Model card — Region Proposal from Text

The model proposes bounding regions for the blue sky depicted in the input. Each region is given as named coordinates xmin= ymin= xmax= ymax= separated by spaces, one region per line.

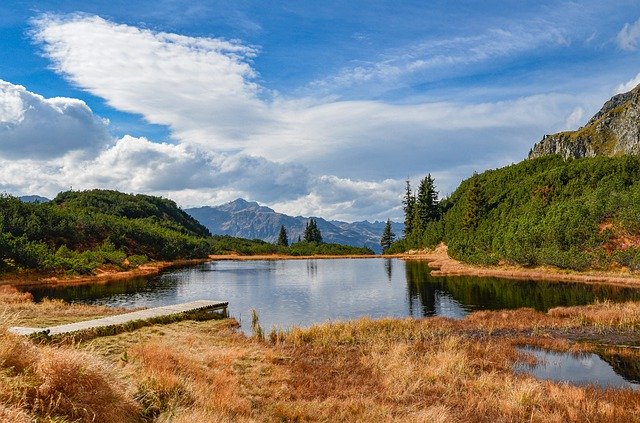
xmin=1 ymin=1 xmax=640 ymax=221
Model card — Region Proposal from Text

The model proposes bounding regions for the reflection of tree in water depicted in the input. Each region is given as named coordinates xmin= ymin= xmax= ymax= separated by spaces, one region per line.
xmin=598 ymin=350 xmax=640 ymax=383
xmin=384 ymin=259 xmax=393 ymax=281
xmin=25 ymin=277 xmax=153 ymax=302
xmin=405 ymin=261 xmax=437 ymax=317
xmin=404 ymin=260 xmax=640 ymax=316
xmin=306 ymin=260 xmax=318 ymax=278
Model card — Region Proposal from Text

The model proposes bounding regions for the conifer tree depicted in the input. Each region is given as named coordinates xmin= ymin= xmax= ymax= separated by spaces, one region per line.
xmin=402 ymin=179 xmax=415 ymax=236
xmin=276 ymin=224 xmax=289 ymax=246
xmin=303 ymin=218 xmax=323 ymax=243
xmin=380 ymin=219 xmax=396 ymax=253
xmin=414 ymin=174 xmax=439 ymax=234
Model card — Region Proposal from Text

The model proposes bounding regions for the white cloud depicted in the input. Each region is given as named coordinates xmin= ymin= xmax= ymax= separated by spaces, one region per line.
xmin=309 ymin=25 xmax=571 ymax=93
xmin=0 ymin=80 xmax=111 ymax=159
xmin=617 ymin=18 xmax=640 ymax=51
xmin=615 ymin=72 xmax=640 ymax=94
xmin=564 ymin=107 xmax=585 ymax=130
xmin=0 ymin=135 xmax=309 ymax=206
xmin=32 ymin=14 xmax=271 ymax=152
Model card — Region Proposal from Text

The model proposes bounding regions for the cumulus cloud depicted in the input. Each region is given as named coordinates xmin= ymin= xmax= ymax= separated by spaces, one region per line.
xmin=617 ymin=18 xmax=640 ymax=51
xmin=0 ymin=80 xmax=110 ymax=159
xmin=32 ymin=14 xmax=271 ymax=152
xmin=0 ymin=135 xmax=309 ymax=205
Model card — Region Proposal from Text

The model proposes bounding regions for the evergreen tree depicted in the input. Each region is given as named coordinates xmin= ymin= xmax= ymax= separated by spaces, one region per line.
xmin=276 ymin=224 xmax=289 ymax=246
xmin=380 ymin=219 xmax=396 ymax=253
xmin=303 ymin=218 xmax=323 ymax=243
xmin=402 ymin=179 xmax=415 ymax=236
xmin=414 ymin=174 xmax=439 ymax=234
xmin=462 ymin=173 xmax=485 ymax=230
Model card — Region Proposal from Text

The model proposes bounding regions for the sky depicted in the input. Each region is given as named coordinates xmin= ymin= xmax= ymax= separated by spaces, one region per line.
xmin=1 ymin=1 xmax=640 ymax=222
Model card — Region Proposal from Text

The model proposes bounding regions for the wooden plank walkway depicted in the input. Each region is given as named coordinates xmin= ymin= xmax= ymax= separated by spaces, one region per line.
xmin=9 ymin=300 xmax=228 ymax=337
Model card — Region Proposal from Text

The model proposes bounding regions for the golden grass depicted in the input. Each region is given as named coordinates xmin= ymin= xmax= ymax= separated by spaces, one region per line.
xmin=0 ymin=285 xmax=127 ymax=327
xmin=2 ymin=284 xmax=640 ymax=421
xmin=549 ymin=300 xmax=640 ymax=328
xmin=0 ymin=326 xmax=139 ymax=422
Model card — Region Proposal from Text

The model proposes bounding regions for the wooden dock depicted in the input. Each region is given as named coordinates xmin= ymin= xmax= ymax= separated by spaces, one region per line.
xmin=9 ymin=300 xmax=228 ymax=337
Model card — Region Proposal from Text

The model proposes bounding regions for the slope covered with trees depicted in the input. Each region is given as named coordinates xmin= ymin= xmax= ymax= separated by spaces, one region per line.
xmin=390 ymin=155 xmax=640 ymax=271
xmin=1 ymin=189 xmax=374 ymax=276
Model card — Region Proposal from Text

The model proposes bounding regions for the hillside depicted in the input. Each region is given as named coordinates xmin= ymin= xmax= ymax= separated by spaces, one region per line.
xmin=529 ymin=84 xmax=640 ymax=158
xmin=394 ymin=155 xmax=640 ymax=270
xmin=186 ymin=199 xmax=403 ymax=253
xmin=0 ymin=190 xmax=213 ymax=274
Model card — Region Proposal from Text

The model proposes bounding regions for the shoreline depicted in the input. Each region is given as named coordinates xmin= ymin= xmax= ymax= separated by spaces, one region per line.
xmin=0 ymin=254 xmax=380 ymax=288
xmin=401 ymin=244 xmax=640 ymax=289
xmin=207 ymin=253 xmax=378 ymax=261
xmin=0 ymin=258 xmax=210 ymax=288
xmin=7 ymin=246 xmax=640 ymax=289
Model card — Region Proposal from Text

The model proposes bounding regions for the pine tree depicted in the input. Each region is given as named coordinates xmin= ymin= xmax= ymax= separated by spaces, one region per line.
xmin=380 ymin=219 xmax=396 ymax=253
xmin=304 ymin=218 xmax=323 ymax=243
xmin=276 ymin=225 xmax=289 ymax=246
xmin=402 ymin=179 xmax=415 ymax=236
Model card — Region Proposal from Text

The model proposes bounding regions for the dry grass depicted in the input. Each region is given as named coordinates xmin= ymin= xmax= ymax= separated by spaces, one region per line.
xmin=0 ymin=285 xmax=127 ymax=327
xmin=0 ymin=323 xmax=139 ymax=422
xmin=549 ymin=300 xmax=640 ymax=328
xmin=2 ymin=284 xmax=640 ymax=422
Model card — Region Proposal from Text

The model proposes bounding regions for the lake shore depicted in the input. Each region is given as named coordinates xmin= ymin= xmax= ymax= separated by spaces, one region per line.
xmin=397 ymin=244 xmax=640 ymax=288
xmin=0 ymin=258 xmax=211 ymax=288
xmin=0 ymin=254 xmax=380 ymax=288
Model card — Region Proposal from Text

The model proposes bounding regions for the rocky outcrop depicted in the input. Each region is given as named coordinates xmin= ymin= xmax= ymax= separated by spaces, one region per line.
xmin=529 ymin=84 xmax=640 ymax=159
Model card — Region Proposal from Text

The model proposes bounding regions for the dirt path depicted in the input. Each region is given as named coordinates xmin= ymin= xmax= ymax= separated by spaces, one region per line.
xmin=398 ymin=244 xmax=640 ymax=288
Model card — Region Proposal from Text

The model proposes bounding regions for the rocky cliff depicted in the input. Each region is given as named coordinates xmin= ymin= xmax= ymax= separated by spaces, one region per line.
xmin=529 ymin=84 xmax=640 ymax=159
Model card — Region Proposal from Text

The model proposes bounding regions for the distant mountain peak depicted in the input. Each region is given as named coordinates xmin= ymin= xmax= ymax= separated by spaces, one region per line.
xmin=185 ymin=199 xmax=403 ymax=254
xmin=19 ymin=195 xmax=50 ymax=203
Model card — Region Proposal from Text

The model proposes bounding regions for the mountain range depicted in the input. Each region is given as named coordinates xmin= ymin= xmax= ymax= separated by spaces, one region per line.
xmin=185 ymin=199 xmax=403 ymax=254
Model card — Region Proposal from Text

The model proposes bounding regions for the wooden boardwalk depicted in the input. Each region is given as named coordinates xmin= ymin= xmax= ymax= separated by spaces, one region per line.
xmin=9 ymin=300 xmax=228 ymax=337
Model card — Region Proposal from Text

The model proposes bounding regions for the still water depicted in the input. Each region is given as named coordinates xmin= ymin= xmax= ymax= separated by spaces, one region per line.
xmin=24 ymin=258 xmax=640 ymax=335
xmin=515 ymin=347 xmax=640 ymax=390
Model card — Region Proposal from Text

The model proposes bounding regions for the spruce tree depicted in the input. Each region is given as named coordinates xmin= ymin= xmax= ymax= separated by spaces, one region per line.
xmin=415 ymin=174 xmax=439 ymax=232
xmin=380 ymin=219 xmax=396 ymax=253
xmin=304 ymin=218 xmax=323 ymax=243
xmin=276 ymin=225 xmax=289 ymax=246
xmin=402 ymin=179 xmax=415 ymax=236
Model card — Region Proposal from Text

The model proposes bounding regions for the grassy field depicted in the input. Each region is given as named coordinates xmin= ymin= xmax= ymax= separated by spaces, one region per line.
xmin=1 ymin=285 xmax=640 ymax=422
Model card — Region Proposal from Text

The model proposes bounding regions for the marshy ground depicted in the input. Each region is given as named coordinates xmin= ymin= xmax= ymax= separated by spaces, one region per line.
xmin=1 ymin=285 xmax=640 ymax=422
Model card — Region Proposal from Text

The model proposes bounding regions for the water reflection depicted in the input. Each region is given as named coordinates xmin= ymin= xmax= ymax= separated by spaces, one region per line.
xmin=23 ymin=259 xmax=640 ymax=334
xmin=515 ymin=347 xmax=640 ymax=390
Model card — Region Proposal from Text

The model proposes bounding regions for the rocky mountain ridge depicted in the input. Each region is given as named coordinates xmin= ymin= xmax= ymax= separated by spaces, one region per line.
xmin=186 ymin=199 xmax=403 ymax=254
xmin=529 ymin=84 xmax=640 ymax=159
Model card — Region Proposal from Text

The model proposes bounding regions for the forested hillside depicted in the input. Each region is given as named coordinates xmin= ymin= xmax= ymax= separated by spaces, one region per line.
xmin=0 ymin=189 xmax=374 ymax=275
xmin=392 ymin=155 xmax=640 ymax=271
xmin=0 ymin=190 xmax=213 ymax=274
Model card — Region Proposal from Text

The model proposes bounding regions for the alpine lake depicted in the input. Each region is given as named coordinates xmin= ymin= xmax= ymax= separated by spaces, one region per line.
xmin=21 ymin=258 xmax=640 ymax=389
